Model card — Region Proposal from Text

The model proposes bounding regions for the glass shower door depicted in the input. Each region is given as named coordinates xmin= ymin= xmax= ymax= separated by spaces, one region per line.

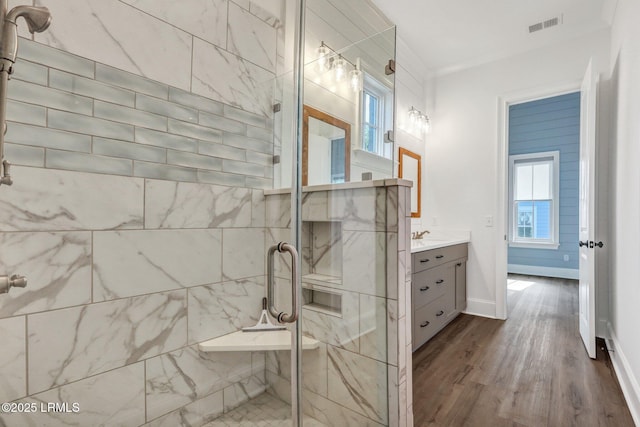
xmin=263 ymin=5 xmax=398 ymax=422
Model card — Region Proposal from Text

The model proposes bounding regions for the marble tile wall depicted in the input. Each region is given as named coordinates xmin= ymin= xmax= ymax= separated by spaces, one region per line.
xmin=263 ymin=182 xmax=412 ymax=427
xmin=0 ymin=1 xmax=284 ymax=425
xmin=0 ymin=316 xmax=26 ymax=403
xmin=9 ymin=0 xmax=283 ymax=190
xmin=2 ymin=364 xmax=147 ymax=427
xmin=0 ymin=165 xmax=270 ymax=426
xmin=303 ymin=221 xmax=343 ymax=277
xmin=145 ymin=347 xmax=253 ymax=420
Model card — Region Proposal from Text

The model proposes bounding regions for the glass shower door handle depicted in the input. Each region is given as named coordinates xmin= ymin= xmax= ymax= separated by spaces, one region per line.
xmin=267 ymin=242 xmax=299 ymax=323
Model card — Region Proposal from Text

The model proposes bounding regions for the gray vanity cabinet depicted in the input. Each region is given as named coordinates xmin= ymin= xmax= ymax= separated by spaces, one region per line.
xmin=412 ymin=243 xmax=468 ymax=351
xmin=455 ymin=260 xmax=467 ymax=312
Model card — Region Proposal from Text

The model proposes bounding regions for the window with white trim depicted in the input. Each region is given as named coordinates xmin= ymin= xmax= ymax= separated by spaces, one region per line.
xmin=361 ymin=74 xmax=392 ymax=159
xmin=509 ymin=151 xmax=560 ymax=248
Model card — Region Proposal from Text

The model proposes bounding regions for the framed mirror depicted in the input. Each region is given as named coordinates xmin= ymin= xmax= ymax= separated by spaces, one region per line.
xmin=303 ymin=105 xmax=351 ymax=186
xmin=398 ymin=147 xmax=421 ymax=218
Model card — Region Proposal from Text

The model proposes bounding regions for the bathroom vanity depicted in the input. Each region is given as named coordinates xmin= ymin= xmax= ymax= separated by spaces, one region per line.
xmin=411 ymin=239 xmax=469 ymax=351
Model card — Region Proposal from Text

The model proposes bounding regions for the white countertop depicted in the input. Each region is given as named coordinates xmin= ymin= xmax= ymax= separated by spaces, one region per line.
xmin=410 ymin=237 xmax=470 ymax=252
xmin=409 ymin=230 xmax=471 ymax=253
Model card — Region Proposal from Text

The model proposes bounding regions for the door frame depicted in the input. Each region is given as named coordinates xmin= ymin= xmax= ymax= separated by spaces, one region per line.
xmin=495 ymin=80 xmax=582 ymax=319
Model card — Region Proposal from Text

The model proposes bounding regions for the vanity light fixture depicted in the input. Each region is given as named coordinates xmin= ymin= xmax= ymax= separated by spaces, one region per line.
xmin=349 ymin=58 xmax=363 ymax=92
xmin=316 ymin=43 xmax=329 ymax=73
xmin=408 ymin=106 xmax=430 ymax=135
xmin=408 ymin=106 xmax=419 ymax=125
xmin=315 ymin=41 xmax=362 ymax=93
xmin=420 ymin=113 xmax=430 ymax=133
xmin=349 ymin=68 xmax=362 ymax=92
xmin=334 ymin=55 xmax=346 ymax=81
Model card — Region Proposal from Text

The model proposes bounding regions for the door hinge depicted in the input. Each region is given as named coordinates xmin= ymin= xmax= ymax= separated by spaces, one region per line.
xmin=385 ymin=59 xmax=396 ymax=75
xmin=385 ymin=130 xmax=394 ymax=142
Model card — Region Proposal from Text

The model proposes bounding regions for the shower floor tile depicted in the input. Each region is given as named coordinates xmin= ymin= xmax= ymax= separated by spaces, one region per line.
xmin=204 ymin=392 xmax=325 ymax=427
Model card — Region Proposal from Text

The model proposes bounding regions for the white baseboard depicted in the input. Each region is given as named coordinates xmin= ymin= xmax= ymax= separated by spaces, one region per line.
xmin=463 ymin=298 xmax=497 ymax=319
xmin=507 ymin=264 xmax=579 ymax=280
xmin=606 ymin=323 xmax=640 ymax=426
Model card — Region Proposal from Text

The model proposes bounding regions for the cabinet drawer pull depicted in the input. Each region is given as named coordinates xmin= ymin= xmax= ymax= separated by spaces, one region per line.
xmin=436 ymin=310 xmax=444 ymax=317
xmin=420 ymin=321 xmax=430 ymax=328
xmin=420 ymin=286 xmax=430 ymax=292
xmin=456 ymin=262 xmax=462 ymax=267
xmin=436 ymin=279 xmax=444 ymax=284
xmin=420 ymin=258 xmax=430 ymax=263
xmin=435 ymin=255 xmax=444 ymax=259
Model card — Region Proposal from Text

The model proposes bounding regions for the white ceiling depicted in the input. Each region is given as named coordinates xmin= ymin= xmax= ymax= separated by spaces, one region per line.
xmin=372 ymin=0 xmax=616 ymax=75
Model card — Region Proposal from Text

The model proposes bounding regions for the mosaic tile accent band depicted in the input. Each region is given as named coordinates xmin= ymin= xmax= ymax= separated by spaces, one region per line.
xmin=6 ymin=35 xmax=276 ymax=189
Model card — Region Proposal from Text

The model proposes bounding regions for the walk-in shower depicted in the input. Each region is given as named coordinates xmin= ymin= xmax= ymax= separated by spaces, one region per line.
xmin=0 ymin=0 xmax=412 ymax=425
xmin=0 ymin=0 xmax=51 ymax=186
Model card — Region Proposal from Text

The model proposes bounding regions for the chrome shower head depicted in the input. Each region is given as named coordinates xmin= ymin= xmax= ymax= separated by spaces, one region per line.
xmin=6 ymin=6 xmax=51 ymax=33
xmin=1 ymin=5 xmax=51 ymax=65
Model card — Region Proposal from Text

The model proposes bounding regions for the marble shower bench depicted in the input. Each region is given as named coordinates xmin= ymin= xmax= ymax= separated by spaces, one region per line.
xmin=198 ymin=330 xmax=320 ymax=352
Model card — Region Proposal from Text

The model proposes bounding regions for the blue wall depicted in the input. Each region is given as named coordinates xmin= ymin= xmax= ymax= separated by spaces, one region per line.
xmin=508 ymin=92 xmax=580 ymax=271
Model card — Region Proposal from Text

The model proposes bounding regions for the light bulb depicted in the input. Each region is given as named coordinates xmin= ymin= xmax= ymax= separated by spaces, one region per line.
xmin=334 ymin=56 xmax=346 ymax=82
xmin=423 ymin=116 xmax=431 ymax=133
xmin=418 ymin=114 xmax=426 ymax=132
xmin=408 ymin=107 xmax=419 ymax=125
xmin=316 ymin=44 xmax=329 ymax=73
xmin=349 ymin=69 xmax=362 ymax=92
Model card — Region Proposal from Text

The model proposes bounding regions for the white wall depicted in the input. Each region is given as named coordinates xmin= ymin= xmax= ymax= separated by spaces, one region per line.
xmin=394 ymin=34 xmax=430 ymax=227
xmin=424 ymin=29 xmax=610 ymax=318
xmin=606 ymin=0 xmax=640 ymax=422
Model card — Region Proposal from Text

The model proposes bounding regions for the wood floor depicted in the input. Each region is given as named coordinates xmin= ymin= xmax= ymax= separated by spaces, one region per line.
xmin=412 ymin=275 xmax=635 ymax=427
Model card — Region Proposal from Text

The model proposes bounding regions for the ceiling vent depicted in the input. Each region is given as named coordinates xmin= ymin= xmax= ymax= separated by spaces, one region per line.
xmin=529 ymin=14 xmax=563 ymax=33
xmin=529 ymin=22 xmax=543 ymax=33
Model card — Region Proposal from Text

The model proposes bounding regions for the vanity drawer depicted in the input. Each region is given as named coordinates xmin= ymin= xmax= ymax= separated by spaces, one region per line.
xmin=412 ymin=263 xmax=454 ymax=309
xmin=412 ymin=243 xmax=468 ymax=273
xmin=413 ymin=296 xmax=448 ymax=348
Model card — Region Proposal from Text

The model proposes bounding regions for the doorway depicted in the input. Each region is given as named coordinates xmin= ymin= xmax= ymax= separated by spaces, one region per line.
xmin=496 ymin=74 xmax=599 ymax=360
xmin=506 ymin=92 xmax=581 ymax=280
xmin=495 ymin=83 xmax=582 ymax=321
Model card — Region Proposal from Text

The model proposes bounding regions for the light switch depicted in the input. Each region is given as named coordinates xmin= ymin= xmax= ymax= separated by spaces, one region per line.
xmin=484 ymin=215 xmax=493 ymax=227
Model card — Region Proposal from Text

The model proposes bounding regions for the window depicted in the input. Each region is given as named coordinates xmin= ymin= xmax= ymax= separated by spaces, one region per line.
xmin=361 ymin=74 xmax=392 ymax=158
xmin=509 ymin=151 xmax=560 ymax=248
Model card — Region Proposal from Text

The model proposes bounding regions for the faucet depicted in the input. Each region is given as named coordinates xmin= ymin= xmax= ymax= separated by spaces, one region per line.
xmin=411 ymin=230 xmax=430 ymax=240
xmin=0 ymin=274 xmax=27 ymax=293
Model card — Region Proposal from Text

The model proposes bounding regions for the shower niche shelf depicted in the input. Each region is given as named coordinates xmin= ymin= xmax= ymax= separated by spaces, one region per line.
xmin=302 ymin=221 xmax=343 ymax=285
xmin=198 ymin=330 xmax=319 ymax=352
xmin=302 ymin=285 xmax=343 ymax=317
xmin=301 ymin=273 xmax=342 ymax=287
